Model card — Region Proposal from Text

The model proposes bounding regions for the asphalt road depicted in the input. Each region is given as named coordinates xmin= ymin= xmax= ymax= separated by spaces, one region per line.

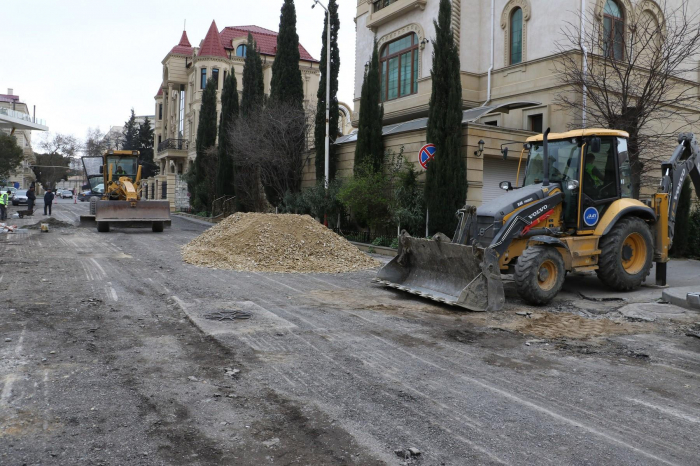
xmin=1 ymin=202 xmax=699 ymax=465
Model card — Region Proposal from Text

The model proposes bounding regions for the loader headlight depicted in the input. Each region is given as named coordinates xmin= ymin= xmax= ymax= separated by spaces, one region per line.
xmin=499 ymin=181 xmax=513 ymax=191
xmin=566 ymin=180 xmax=579 ymax=190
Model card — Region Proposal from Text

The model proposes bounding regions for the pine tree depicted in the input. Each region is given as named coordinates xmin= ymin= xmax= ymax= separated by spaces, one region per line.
xmin=424 ymin=0 xmax=466 ymax=236
xmin=314 ymin=0 xmax=340 ymax=182
xmin=240 ymin=33 xmax=264 ymax=118
xmin=217 ymin=73 xmax=239 ymax=198
xmin=193 ymin=77 xmax=218 ymax=211
xmin=270 ymin=0 xmax=304 ymax=109
xmin=122 ymin=109 xmax=139 ymax=150
xmin=138 ymin=117 xmax=157 ymax=178
xmin=354 ymin=40 xmax=384 ymax=173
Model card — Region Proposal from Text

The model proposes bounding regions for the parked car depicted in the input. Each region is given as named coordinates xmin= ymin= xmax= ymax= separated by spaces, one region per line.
xmin=59 ymin=190 xmax=73 ymax=199
xmin=0 ymin=186 xmax=16 ymax=200
xmin=12 ymin=189 xmax=28 ymax=206
xmin=78 ymin=190 xmax=101 ymax=202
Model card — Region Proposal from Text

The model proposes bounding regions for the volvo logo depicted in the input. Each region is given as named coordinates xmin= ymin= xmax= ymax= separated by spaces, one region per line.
xmin=527 ymin=205 xmax=548 ymax=220
xmin=583 ymin=207 xmax=599 ymax=226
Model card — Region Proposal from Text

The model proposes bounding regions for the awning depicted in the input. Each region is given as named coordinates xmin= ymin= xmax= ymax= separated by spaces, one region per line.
xmin=336 ymin=101 xmax=542 ymax=145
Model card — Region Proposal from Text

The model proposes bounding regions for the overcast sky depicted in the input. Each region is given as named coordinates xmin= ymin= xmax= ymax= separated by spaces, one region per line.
xmin=0 ymin=0 xmax=357 ymax=143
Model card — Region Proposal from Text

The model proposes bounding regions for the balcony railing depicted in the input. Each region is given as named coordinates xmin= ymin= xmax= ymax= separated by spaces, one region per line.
xmin=0 ymin=107 xmax=46 ymax=126
xmin=373 ymin=0 xmax=398 ymax=11
xmin=157 ymin=138 xmax=189 ymax=153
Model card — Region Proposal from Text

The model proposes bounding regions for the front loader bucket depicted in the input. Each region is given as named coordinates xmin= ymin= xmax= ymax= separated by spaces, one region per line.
xmin=95 ymin=200 xmax=171 ymax=225
xmin=374 ymin=233 xmax=505 ymax=312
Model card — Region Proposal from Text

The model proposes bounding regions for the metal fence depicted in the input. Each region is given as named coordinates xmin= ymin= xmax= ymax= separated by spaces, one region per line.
xmin=333 ymin=229 xmax=397 ymax=248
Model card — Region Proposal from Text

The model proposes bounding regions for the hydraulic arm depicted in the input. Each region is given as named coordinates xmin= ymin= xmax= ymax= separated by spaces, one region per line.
xmin=653 ymin=133 xmax=700 ymax=285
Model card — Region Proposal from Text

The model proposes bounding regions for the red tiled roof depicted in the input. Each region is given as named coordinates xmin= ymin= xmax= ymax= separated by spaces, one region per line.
xmin=198 ymin=20 xmax=228 ymax=58
xmin=220 ymin=26 xmax=317 ymax=62
xmin=170 ymin=30 xmax=194 ymax=56
xmin=155 ymin=88 xmax=163 ymax=98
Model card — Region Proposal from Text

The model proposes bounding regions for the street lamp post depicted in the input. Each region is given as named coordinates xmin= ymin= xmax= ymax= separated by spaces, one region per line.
xmin=312 ymin=0 xmax=331 ymax=190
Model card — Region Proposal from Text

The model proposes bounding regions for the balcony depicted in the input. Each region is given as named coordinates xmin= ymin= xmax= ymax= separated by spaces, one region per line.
xmin=0 ymin=107 xmax=48 ymax=131
xmin=367 ymin=0 xmax=427 ymax=30
xmin=157 ymin=138 xmax=189 ymax=155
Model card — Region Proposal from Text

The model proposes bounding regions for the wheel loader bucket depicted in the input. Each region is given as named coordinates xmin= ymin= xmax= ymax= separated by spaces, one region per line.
xmin=374 ymin=233 xmax=505 ymax=312
xmin=95 ymin=200 xmax=171 ymax=225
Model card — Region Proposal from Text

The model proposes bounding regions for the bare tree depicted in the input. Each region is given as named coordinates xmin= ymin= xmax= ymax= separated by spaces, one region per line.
xmin=555 ymin=0 xmax=700 ymax=197
xmin=34 ymin=133 xmax=81 ymax=189
xmin=84 ymin=127 xmax=108 ymax=158
xmin=228 ymin=101 xmax=313 ymax=210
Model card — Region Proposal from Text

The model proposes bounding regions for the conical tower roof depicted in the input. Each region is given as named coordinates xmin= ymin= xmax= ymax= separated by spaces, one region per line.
xmin=198 ymin=20 xmax=227 ymax=58
xmin=170 ymin=30 xmax=194 ymax=55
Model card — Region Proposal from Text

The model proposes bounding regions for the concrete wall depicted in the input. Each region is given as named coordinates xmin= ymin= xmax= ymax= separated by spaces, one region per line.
xmin=302 ymin=122 xmax=533 ymax=207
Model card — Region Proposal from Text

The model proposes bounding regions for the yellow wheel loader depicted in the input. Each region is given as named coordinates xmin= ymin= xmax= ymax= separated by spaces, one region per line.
xmin=376 ymin=129 xmax=700 ymax=311
xmin=80 ymin=150 xmax=171 ymax=233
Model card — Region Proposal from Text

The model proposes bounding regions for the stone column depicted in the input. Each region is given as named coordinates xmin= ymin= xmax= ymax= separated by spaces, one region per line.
xmin=167 ymin=172 xmax=176 ymax=212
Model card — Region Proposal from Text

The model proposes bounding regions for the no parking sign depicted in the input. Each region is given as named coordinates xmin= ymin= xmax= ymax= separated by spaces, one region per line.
xmin=418 ymin=144 xmax=436 ymax=169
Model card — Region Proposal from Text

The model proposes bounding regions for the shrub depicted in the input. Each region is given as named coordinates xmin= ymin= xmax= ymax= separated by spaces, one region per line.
xmin=337 ymin=161 xmax=391 ymax=235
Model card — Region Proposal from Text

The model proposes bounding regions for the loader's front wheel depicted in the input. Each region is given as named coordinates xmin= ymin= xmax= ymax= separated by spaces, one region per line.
xmin=596 ymin=217 xmax=652 ymax=290
xmin=97 ymin=221 xmax=110 ymax=233
xmin=515 ymin=246 xmax=566 ymax=305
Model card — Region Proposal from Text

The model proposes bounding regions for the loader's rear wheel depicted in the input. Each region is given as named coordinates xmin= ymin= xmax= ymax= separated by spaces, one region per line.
xmin=515 ymin=246 xmax=566 ymax=305
xmin=596 ymin=217 xmax=652 ymax=290
xmin=89 ymin=196 xmax=98 ymax=215
xmin=97 ymin=221 xmax=110 ymax=233
xmin=152 ymin=221 xmax=164 ymax=233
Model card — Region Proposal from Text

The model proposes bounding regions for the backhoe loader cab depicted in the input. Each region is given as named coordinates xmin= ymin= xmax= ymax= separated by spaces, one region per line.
xmin=376 ymin=129 xmax=700 ymax=312
xmin=80 ymin=150 xmax=171 ymax=233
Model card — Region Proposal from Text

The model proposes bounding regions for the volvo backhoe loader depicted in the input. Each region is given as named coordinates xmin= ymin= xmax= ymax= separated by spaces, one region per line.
xmin=376 ymin=129 xmax=700 ymax=312
xmin=80 ymin=150 xmax=171 ymax=232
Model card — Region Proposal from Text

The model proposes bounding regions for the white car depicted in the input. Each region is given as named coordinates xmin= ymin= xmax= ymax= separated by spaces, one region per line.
xmin=60 ymin=190 xmax=73 ymax=199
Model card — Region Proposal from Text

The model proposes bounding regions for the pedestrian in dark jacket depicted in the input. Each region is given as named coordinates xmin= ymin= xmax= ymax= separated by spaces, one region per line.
xmin=44 ymin=189 xmax=55 ymax=216
xmin=27 ymin=186 xmax=36 ymax=212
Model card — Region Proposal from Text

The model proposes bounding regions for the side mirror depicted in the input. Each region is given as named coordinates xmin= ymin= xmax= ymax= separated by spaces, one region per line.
xmin=499 ymin=181 xmax=513 ymax=191
xmin=590 ymin=137 xmax=601 ymax=153
xmin=501 ymin=147 xmax=508 ymax=160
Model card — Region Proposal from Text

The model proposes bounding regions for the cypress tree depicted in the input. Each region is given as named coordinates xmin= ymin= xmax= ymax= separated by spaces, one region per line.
xmin=240 ymin=33 xmax=264 ymax=118
xmin=194 ymin=77 xmax=218 ymax=211
xmin=314 ymin=0 xmax=340 ymax=182
xmin=122 ymin=109 xmax=139 ymax=150
xmin=216 ymin=73 xmax=239 ymax=198
xmin=353 ymin=40 xmax=384 ymax=173
xmin=424 ymin=0 xmax=465 ymax=236
xmin=137 ymin=116 xmax=157 ymax=178
xmin=270 ymin=0 xmax=304 ymax=109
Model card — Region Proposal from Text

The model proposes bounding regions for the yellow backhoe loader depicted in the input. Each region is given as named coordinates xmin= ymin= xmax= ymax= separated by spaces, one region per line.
xmin=376 ymin=129 xmax=700 ymax=311
xmin=80 ymin=150 xmax=171 ymax=233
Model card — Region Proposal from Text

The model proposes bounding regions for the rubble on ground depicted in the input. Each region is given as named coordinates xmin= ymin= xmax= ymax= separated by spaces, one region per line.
xmin=182 ymin=213 xmax=380 ymax=273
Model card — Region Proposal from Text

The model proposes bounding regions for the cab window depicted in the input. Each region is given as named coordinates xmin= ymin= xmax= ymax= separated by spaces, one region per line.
xmin=107 ymin=157 xmax=138 ymax=179
xmin=583 ymin=138 xmax=618 ymax=200
xmin=617 ymin=138 xmax=631 ymax=198
xmin=523 ymin=139 xmax=580 ymax=186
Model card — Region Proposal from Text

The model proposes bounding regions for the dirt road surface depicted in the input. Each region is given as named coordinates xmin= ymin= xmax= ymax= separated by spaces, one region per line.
xmin=1 ymin=200 xmax=699 ymax=465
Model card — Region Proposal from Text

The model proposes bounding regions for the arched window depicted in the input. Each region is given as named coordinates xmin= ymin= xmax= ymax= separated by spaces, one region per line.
xmin=236 ymin=44 xmax=247 ymax=58
xmin=510 ymin=8 xmax=523 ymax=65
xmin=380 ymin=33 xmax=419 ymax=102
xmin=603 ymin=0 xmax=624 ymax=59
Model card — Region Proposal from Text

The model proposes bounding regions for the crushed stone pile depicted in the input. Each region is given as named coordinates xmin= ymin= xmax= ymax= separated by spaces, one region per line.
xmin=182 ymin=213 xmax=381 ymax=273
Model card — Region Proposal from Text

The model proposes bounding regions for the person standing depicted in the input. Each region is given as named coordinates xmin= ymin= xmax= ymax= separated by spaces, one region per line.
xmin=43 ymin=189 xmax=54 ymax=216
xmin=0 ymin=189 xmax=8 ymax=221
xmin=27 ymin=186 xmax=36 ymax=213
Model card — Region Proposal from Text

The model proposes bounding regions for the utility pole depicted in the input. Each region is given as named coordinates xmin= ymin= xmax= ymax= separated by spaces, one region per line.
xmin=312 ymin=0 xmax=331 ymax=189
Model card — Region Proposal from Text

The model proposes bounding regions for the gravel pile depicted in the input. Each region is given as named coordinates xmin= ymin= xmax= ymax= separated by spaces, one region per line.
xmin=182 ymin=213 xmax=380 ymax=273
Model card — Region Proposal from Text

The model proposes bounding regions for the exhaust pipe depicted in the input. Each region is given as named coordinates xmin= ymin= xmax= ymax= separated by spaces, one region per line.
xmin=543 ymin=127 xmax=551 ymax=187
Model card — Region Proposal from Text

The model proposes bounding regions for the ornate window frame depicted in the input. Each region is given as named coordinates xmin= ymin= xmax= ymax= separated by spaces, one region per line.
xmin=379 ymin=32 xmax=420 ymax=102
xmin=501 ymin=0 xmax=531 ymax=66
xmin=377 ymin=23 xmax=425 ymax=83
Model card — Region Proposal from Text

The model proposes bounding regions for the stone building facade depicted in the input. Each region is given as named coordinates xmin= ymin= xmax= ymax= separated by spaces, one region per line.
xmin=301 ymin=0 xmax=700 ymax=204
